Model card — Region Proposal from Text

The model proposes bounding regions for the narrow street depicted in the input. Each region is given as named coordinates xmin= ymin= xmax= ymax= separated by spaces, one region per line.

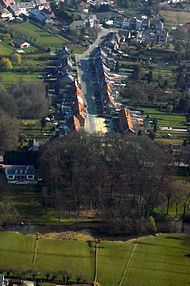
xmin=75 ymin=28 xmax=115 ymax=134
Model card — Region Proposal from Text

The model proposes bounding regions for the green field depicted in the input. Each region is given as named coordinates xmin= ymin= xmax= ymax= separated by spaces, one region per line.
xmin=141 ymin=108 xmax=187 ymax=143
xmin=0 ymin=41 xmax=14 ymax=56
xmin=0 ymin=72 xmax=42 ymax=86
xmin=0 ymin=232 xmax=189 ymax=286
xmin=142 ymin=108 xmax=186 ymax=127
xmin=36 ymin=239 xmax=94 ymax=282
xmin=10 ymin=22 xmax=69 ymax=47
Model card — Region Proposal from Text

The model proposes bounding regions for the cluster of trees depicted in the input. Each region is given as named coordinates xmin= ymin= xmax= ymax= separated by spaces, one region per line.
xmin=0 ymin=82 xmax=48 ymax=119
xmin=40 ymin=132 xmax=173 ymax=235
xmin=0 ymin=82 xmax=48 ymax=152
xmin=51 ymin=2 xmax=81 ymax=23
xmin=0 ymin=54 xmax=22 ymax=71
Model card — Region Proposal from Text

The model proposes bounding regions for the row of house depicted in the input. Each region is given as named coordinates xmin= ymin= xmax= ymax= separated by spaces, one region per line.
xmin=122 ymin=16 xmax=168 ymax=46
xmin=46 ymin=47 xmax=86 ymax=135
xmin=0 ymin=0 xmax=50 ymax=19
xmin=70 ymin=14 xmax=101 ymax=31
xmin=1 ymin=0 xmax=48 ymax=9
xmin=90 ymin=32 xmax=134 ymax=133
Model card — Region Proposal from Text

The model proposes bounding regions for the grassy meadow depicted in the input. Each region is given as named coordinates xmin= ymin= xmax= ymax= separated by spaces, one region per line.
xmin=142 ymin=108 xmax=186 ymax=128
xmin=0 ymin=72 xmax=43 ymax=85
xmin=0 ymin=41 xmax=14 ymax=56
xmin=0 ymin=232 xmax=189 ymax=286
xmin=9 ymin=22 xmax=69 ymax=47
xmin=160 ymin=10 xmax=190 ymax=28
xmin=141 ymin=107 xmax=187 ymax=143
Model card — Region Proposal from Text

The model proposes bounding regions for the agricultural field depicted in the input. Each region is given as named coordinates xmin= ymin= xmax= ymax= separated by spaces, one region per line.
xmin=142 ymin=108 xmax=186 ymax=128
xmin=141 ymin=108 xmax=187 ymax=143
xmin=19 ymin=119 xmax=54 ymax=141
xmin=0 ymin=232 xmax=189 ymax=286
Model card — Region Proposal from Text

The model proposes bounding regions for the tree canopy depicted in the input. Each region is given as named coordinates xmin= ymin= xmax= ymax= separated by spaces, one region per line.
xmin=40 ymin=132 xmax=172 ymax=234
xmin=0 ymin=82 xmax=48 ymax=119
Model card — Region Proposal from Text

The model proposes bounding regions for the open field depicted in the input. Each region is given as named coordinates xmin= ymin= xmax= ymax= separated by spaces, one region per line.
xmin=36 ymin=239 xmax=94 ymax=282
xmin=141 ymin=108 xmax=187 ymax=143
xmin=0 ymin=232 xmax=189 ymax=286
xmin=0 ymin=41 xmax=14 ymax=56
xmin=0 ymin=72 xmax=42 ymax=86
xmin=155 ymin=138 xmax=183 ymax=144
xmin=142 ymin=108 xmax=186 ymax=128
xmin=0 ymin=232 xmax=35 ymax=271
xmin=160 ymin=10 xmax=190 ymax=27
xmin=9 ymin=22 xmax=69 ymax=47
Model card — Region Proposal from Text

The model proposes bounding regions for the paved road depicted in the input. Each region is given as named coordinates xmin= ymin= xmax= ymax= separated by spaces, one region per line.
xmin=75 ymin=28 xmax=116 ymax=134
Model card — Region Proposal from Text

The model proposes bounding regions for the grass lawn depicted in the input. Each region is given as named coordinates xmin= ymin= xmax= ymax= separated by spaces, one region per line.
xmin=0 ymin=232 xmax=35 ymax=272
xmin=142 ymin=108 xmax=186 ymax=128
xmin=36 ymin=239 xmax=94 ymax=282
xmin=155 ymin=138 xmax=184 ymax=144
xmin=0 ymin=232 xmax=189 ymax=285
xmin=0 ymin=41 xmax=14 ymax=56
xmin=120 ymin=234 xmax=190 ymax=286
xmin=10 ymin=22 xmax=69 ymax=47
xmin=97 ymin=234 xmax=190 ymax=286
xmin=157 ymin=203 xmax=190 ymax=218
xmin=97 ymin=241 xmax=133 ymax=286
xmin=0 ymin=72 xmax=42 ymax=87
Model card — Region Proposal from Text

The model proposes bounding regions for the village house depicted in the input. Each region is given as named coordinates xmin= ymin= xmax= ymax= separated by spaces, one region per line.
xmin=71 ymin=82 xmax=85 ymax=127
xmin=70 ymin=20 xmax=85 ymax=30
xmin=27 ymin=139 xmax=39 ymax=151
xmin=35 ymin=0 xmax=49 ymax=10
xmin=0 ymin=7 xmax=12 ymax=18
xmin=29 ymin=9 xmax=51 ymax=23
xmin=5 ymin=165 xmax=37 ymax=184
xmin=56 ymin=54 xmax=73 ymax=74
xmin=89 ymin=14 xmax=100 ymax=28
xmin=119 ymin=106 xmax=134 ymax=133
xmin=11 ymin=38 xmax=30 ymax=48
xmin=9 ymin=1 xmax=35 ymax=15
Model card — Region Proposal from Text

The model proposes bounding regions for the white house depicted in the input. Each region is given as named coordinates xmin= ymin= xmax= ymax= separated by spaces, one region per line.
xmin=5 ymin=165 xmax=37 ymax=184
xmin=0 ymin=8 xmax=12 ymax=19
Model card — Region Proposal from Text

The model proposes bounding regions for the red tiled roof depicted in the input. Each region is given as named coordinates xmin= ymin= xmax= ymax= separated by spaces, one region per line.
xmin=119 ymin=106 xmax=134 ymax=133
xmin=109 ymin=95 xmax=116 ymax=106
xmin=73 ymin=115 xmax=80 ymax=131
xmin=76 ymin=86 xmax=85 ymax=120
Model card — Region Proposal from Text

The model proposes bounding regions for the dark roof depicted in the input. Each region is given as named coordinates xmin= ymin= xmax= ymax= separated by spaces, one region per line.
xmin=12 ymin=38 xmax=29 ymax=46
xmin=30 ymin=9 xmax=50 ymax=22
xmin=5 ymin=165 xmax=35 ymax=175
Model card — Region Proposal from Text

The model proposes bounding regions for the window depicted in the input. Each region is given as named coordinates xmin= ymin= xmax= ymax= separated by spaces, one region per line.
xmin=27 ymin=175 xmax=34 ymax=179
xmin=8 ymin=175 xmax=14 ymax=179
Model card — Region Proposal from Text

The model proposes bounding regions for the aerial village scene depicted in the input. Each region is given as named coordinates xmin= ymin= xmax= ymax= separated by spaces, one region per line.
xmin=0 ymin=0 xmax=190 ymax=285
